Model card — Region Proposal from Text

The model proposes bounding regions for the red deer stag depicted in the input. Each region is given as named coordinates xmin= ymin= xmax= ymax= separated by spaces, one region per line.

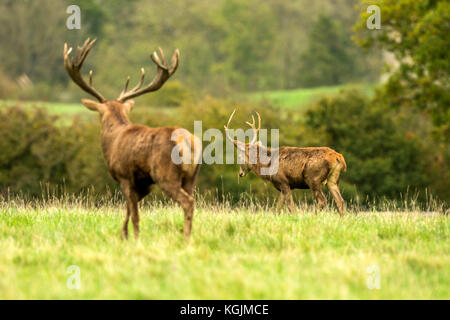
xmin=63 ymin=38 xmax=201 ymax=240
xmin=224 ymin=110 xmax=346 ymax=216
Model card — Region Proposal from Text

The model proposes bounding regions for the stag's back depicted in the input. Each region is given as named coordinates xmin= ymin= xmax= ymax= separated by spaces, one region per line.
xmin=278 ymin=147 xmax=346 ymax=187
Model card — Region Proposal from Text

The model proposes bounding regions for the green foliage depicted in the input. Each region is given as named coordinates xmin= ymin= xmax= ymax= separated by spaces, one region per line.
xmin=299 ymin=15 xmax=364 ymax=87
xmin=354 ymin=0 xmax=449 ymax=159
xmin=134 ymin=96 xmax=306 ymax=201
xmin=305 ymin=90 xmax=431 ymax=198
xmin=138 ymin=81 xmax=193 ymax=107
xmin=248 ymin=83 xmax=374 ymax=109
xmin=0 ymin=69 xmax=18 ymax=100
xmin=219 ymin=0 xmax=277 ymax=90
xmin=0 ymin=105 xmax=115 ymax=197
xmin=0 ymin=101 xmax=296 ymax=200
xmin=0 ymin=1 xmax=82 ymax=85
xmin=2 ymin=94 xmax=446 ymax=203
xmin=0 ymin=0 xmax=381 ymax=100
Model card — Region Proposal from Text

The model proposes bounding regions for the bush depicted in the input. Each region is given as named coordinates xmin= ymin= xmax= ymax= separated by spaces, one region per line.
xmin=0 ymin=105 xmax=115 ymax=197
xmin=0 ymin=70 xmax=18 ymax=100
xmin=1 ymin=94 xmax=446 ymax=204
xmin=137 ymin=81 xmax=193 ymax=107
xmin=305 ymin=90 xmax=432 ymax=199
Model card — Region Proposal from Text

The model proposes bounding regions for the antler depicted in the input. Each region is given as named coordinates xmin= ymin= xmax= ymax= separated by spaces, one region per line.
xmin=63 ymin=38 xmax=106 ymax=102
xmin=246 ymin=112 xmax=261 ymax=144
xmin=224 ymin=109 xmax=237 ymax=143
xmin=224 ymin=109 xmax=248 ymax=153
xmin=117 ymin=47 xmax=180 ymax=102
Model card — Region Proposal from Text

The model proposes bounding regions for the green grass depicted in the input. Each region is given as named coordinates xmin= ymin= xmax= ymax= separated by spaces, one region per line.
xmin=2 ymin=83 xmax=374 ymax=116
xmin=0 ymin=199 xmax=448 ymax=299
xmin=1 ymin=100 xmax=88 ymax=115
xmin=248 ymin=83 xmax=374 ymax=110
xmin=0 ymin=100 xmax=177 ymax=120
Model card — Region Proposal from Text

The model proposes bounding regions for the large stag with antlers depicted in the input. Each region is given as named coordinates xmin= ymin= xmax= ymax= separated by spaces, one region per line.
xmin=224 ymin=110 xmax=347 ymax=216
xmin=64 ymin=38 xmax=201 ymax=240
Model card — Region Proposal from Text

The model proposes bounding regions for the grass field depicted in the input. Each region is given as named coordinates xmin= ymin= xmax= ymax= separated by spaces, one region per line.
xmin=2 ymin=83 xmax=375 ymax=117
xmin=0 ymin=100 xmax=86 ymax=115
xmin=0 ymin=198 xmax=448 ymax=299
xmin=248 ymin=83 xmax=374 ymax=110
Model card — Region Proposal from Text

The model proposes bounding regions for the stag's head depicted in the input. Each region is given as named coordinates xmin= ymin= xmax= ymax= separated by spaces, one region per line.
xmin=224 ymin=110 xmax=261 ymax=177
xmin=63 ymin=38 xmax=179 ymax=122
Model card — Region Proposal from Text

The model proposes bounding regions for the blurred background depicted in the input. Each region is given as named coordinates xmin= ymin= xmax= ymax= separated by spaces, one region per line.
xmin=0 ymin=0 xmax=448 ymax=206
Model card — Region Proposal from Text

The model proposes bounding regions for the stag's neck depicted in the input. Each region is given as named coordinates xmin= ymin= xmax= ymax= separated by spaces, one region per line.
xmin=100 ymin=115 xmax=131 ymax=164
xmin=249 ymin=145 xmax=276 ymax=178
xmin=101 ymin=111 xmax=131 ymax=132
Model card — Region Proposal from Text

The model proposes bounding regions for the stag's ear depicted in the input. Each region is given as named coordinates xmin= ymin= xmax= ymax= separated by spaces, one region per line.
xmin=81 ymin=99 xmax=104 ymax=112
xmin=123 ymin=100 xmax=135 ymax=113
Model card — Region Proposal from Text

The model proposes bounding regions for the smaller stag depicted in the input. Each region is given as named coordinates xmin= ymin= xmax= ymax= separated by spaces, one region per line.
xmin=63 ymin=38 xmax=201 ymax=240
xmin=224 ymin=111 xmax=347 ymax=216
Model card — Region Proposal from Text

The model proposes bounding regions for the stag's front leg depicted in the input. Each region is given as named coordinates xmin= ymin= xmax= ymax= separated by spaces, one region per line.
xmin=276 ymin=191 xmax=285 ymax=212
xmin=120 ymin=180 xmax=140 ymax=239
xmin=280 ymin=185 xmax=294 ymax=213
xmin=310 ymin=185 xmax=327 ymax=214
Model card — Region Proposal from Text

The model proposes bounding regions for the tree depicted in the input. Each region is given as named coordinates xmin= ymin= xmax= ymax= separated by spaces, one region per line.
xmin=354 ymin=0 xmax=450 ymax=201
xmin=219 ymin=0 xmax=277 ymax=91
xmin=298 ymin=15 xmax=360 ymax=87
xmin=305 ymin=90 xmax=429 ymax=199
xmin=0 ymin=1 xmax=85 ymax=84
xmin=355 ymin=0 xmax=449 ymax=149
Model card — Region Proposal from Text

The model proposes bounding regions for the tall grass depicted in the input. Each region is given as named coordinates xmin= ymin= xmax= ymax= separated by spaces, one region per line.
xmin=0 ymin=190 xmax=448 ymax=299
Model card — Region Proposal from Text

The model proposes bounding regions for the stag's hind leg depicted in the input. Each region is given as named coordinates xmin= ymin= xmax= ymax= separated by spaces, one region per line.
xmin=307 ymin=182 xmax=327 ymax=213
xmin=159 ymin=180 xmax=195 ymax=241
xmin=326 ymin=169 xmax=344 ymax=217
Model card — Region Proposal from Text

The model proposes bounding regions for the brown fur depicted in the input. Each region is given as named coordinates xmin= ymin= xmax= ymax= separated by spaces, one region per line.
xmin=64 ymin=39 xmax=200 ymax=240
xmin=95 ymin=100 xmax=201 ymax=239
xmin=240 ymin=144 xmax=346 ymax=216
xmin=225 ymin=111 xmax=346 ymax=216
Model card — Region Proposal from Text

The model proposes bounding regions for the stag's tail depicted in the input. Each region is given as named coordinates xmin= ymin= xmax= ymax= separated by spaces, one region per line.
xmin=336 ymin=153 xmax=347 ymax=172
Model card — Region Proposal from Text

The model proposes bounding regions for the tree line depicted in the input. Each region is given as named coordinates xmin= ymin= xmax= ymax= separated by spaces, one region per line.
xmin=0 ymin=0 xmax=380 ymax=99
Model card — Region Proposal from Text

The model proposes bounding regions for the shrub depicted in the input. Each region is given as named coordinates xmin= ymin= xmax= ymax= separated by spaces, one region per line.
xmin=305 ymin=90 xmax=432 ymax=199
xmin=137 ymin=81 xmax=193 ymax=107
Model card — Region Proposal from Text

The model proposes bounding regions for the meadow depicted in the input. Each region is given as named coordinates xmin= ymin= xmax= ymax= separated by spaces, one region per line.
xmin=248 ymin=83 xmax=374 ymax=110
xmin=0 ymin=196 xmax=448 ymax=300
xmin=1 ymin=83 xmax=374 ymax=115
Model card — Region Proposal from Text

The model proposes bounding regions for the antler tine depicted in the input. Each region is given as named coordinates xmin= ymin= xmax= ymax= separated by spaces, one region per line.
xmin=246 ymin=112 xmax=261 ymax=144
xmin=118 ymin=68 xmax=146 ymax=101
xmin=169 ymin=49 xmax=180 ymax=75
xmin=120 ymin=76 xmax=131 ymax=97
xmin=117 ymin=47 xmax=180 ymax=102
xmin=224 ymin=109 xmax=246 ymax=152
xmin=89 ymin=70 xmax=93 ymax=87
xmin=256 ymin=111 xmax=261 ymax=130
xmin=224 ymin=109 xmax=237 ymax=130
xmin=224 ymin=109 xmax=237 ymax=141
xmin=131 ymin=68 xmax=146 ymax=92
xmin=151 ymin=51 xmax=168 ymax=70
xmin=158 ymin=47 xmax=167 ymax=66
xmin=245 ymin=115 xmax=255 ymax=128
xmin=80 ymin=38 xmax=97 ymax=66
xmin=75 ymin=38 xmax=90 ymax=67
xmin=63 ymin=38 xmax=106 ymax=102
